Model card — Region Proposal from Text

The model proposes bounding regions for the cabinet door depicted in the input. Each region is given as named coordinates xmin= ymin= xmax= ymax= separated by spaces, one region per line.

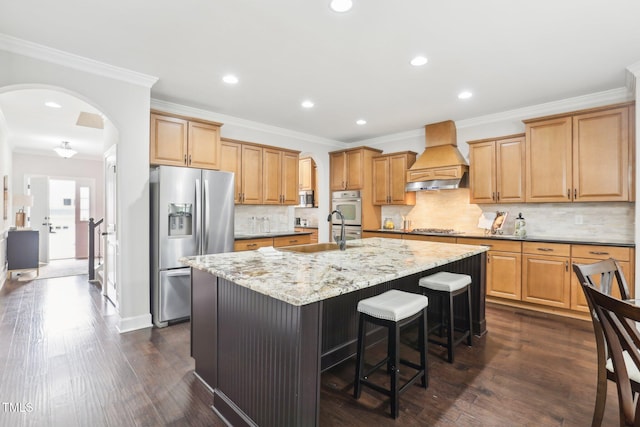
xmin=299 ymin=157 xmax=312 ymax=191
xmin=372 ymin=157 xmax=390 ymax=205
xmin=469 ymin=141 xmax=496 ymax=204
xmin=496 ymin=136 xmax=525 ymax=203
xmin=570 ymin=257 xmax=632 ymax=312
xmin=487 ymin=251 xmax=521 ymax=300
xmin=522 ymin=254 xmax=571 ymax=308
xmin=572 ymin=107 xmax=629 ymax=201
xmin=526 ymin=117 xmax=572 ymax=202
xmin=389 ymin=154 xmax=412 ymax=204
xmin=262 ymin=148 xmax=282 ymax=205
xmin=188 ymin=121 xmax=221 ymax=170
xmin=330 ymin=152 xmax=346 ymax=190
xmin=346 ymin=150 xmax=364 ymax=189
xmin=150 ymin=114 xmax=188 ymax=166
xmin=281 ymin=151 xmax=300 ymax=205
xmin=241 ymin=145 xmax=263 ymax=204
xmin=220 ymin=140 xmax=242 ymax=203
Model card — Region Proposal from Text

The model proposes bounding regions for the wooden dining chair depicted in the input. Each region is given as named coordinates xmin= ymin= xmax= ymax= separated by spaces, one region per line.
xmin=581 ymin=282 xmax=640 ymax=426
xmin=573 ymin=259 xmax=640 ymax=427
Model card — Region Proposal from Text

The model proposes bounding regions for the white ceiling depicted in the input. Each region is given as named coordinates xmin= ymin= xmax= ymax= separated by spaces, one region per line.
xmin=0 ymin=0 xmax=639 ymax=157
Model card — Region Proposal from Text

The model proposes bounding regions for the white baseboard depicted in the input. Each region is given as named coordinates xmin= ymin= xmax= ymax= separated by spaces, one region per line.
xmin=117 ymin=313 xmax=153 ymax=333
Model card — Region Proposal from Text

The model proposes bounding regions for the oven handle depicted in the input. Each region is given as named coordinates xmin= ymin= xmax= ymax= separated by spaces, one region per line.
xmin=332 ymin=198 xmax=361 ymax=203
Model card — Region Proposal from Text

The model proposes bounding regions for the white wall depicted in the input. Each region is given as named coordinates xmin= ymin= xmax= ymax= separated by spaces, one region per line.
xmin=0 ymin=47 xmax=155 ymax=332
xmin=0 ymin=112 xmax=11 ymax=288
xmin=12 ymin=152 xmax=104 ymax=221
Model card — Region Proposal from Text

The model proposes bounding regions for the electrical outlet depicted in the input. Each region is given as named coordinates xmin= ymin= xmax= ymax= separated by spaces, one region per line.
xmin=574 ymin=214 xmax=583 ymax=225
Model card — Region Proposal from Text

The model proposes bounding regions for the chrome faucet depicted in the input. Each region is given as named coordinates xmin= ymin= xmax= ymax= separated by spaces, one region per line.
xmin=327 ymin=210 xmax=346 ymax=250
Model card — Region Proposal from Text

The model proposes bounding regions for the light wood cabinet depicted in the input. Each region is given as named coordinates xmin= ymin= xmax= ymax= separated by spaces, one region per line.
xmin=570 ymin=245 xmax=634 ymax=312
xmin=522 ymin=242 xmax=571 ymax=308
xmin=299 ymin=157 xmax=315 ymax=191
xmin=150 ymin=112 xmax=222 ymax=170
xmin=525 ymin=103 xmax=632 ymax=202
xmin=295 ymin=227 xmax=318 ymax=243
xmin=461 ymin=238 xmax=522 ymax=300
xmin=362 ymin=231 xmax=403 ymax=239
xmin=372 ymin=152 xmax=417 ymax=205
xmin=468 ymin=134 xmax=525 ymax=204
xmin=263 ymin=148 xmax=299 ymax=205
xmin=330 ymin=147 xmax=382 ymax=190
xmin=273 ymin=234 xmax=311 ymax=247
xmin=403 ymin=234 xmax=456 ymax=244
xmin=219 ymin=139 xmax=263 ymax=204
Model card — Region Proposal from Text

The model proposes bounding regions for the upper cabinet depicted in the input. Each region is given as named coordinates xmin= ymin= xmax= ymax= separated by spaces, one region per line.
xmin=299 ymin=157 xmax=316 ymax=191
xmin=263 ymin=148 xmax=299 ymax=205
xmin=330 ymin=147 xmax=382 ymax=191
xmin=219 ymin=138 xmax=299 ymax=205
xmin=524 ymin=103 xmax=632 ymax=202
xmin=372 ymin=151 xmax=417 ymax=205
xmin=150 ymin=112 xmax=222 ymax=170
xmin=468 ymin=134 xmax=525 ymax=204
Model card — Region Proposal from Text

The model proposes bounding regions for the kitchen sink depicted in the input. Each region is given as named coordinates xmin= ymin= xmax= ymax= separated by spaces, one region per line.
xmin=277 ymin=242 xmax=353 ymax=253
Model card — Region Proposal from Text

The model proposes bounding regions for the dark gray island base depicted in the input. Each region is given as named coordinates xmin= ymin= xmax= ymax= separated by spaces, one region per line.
xmin=190 ymin=250 xmax=486 ymax=427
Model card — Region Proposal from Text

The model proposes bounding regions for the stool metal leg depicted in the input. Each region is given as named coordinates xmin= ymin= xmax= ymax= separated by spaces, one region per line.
xmin=354 ymin=314 xmax=366 ymax=399
xmin=419 ymin=307 xmax=428 ymax=388
xmin=390 ymin=323 xmax=400 ymax=419
xmin=467 ymin=287 xmax=473 ymax=346
xmin=447 ymin=292 xmax=455 ymax=363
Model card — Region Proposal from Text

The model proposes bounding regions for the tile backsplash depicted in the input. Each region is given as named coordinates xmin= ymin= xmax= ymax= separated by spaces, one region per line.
xmin=235 ymin=205 xmax=294 ymax=234
xmin=381 ymin=189 xmax=635 ymax=242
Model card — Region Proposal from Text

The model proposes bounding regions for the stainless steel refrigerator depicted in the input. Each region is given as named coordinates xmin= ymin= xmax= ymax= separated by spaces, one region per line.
xmin=150 ymin=165 xmax=234 ymax=327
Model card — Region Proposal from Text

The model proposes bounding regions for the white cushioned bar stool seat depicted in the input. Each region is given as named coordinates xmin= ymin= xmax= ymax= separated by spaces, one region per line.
xmin=419 ymin=271 xmax=473 ymax=363
xmin=353 ymin=290 xmax=429 ymax=419
xmin=357 ymin=289 xmax=428 ymax=321
xmin=419 ymin=271 xmax=471 ymax=292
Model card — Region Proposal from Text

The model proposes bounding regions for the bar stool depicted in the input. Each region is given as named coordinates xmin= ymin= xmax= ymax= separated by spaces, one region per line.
xmin=419 ymin=271 xmax=472 ymax=363
xmin=353 ymin=289 xmax=429 ymax=419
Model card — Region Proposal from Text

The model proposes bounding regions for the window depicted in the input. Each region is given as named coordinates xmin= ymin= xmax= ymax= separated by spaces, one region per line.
xmin=80 ymin=186 xmax=90 ymax=221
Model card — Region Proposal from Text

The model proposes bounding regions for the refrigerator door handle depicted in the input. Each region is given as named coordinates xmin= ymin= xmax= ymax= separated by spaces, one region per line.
xmin=203 ymin=179 xmax=210 ymax=253
xmin=195 ymin=178 xmax=201 ymax=254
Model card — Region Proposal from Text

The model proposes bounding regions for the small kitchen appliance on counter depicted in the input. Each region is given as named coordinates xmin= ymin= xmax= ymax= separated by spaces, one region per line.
xmin=514 ymin=213 xmax=526 ymax=237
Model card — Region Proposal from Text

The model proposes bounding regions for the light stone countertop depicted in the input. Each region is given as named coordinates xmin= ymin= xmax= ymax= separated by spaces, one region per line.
xmin=180 ymin=238 xmax=488 ymax=306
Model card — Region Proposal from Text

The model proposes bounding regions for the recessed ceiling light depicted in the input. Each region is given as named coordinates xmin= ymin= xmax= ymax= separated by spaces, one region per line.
xmin=458 ymin=91 xmax=473 ymax=99
xmin=222 ymin=74 xmax=239 ymax=84
xmin=410 ymin=56 xmax=428 ymax=67
xmin=301 ymin=100 xmax=315 ymax=109
xmin=45 ymin=101 xmax=61 ymax=108
xmin=356 ymin=119 xmax=367 ymax=125
xmin=330 ymin=0 xmax=353 ymax=12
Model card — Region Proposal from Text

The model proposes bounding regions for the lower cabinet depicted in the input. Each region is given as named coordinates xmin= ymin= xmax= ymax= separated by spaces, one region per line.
xmin=570 ymin=245 xmax=634 ymax=312
xmin=462 ymin=238 xmax=522 ymax=301
xmin=234 ymin=234 xmax=311 ymax=252
xmin=521 ymin=242 xmax=571 ymax=308
xmin=295 ymin=227 xmax=318 ymax=243
xmin=402 ymin=234 xmax=457 ymax=244
xmin=362 ymin=231 xmax=403 ymax=239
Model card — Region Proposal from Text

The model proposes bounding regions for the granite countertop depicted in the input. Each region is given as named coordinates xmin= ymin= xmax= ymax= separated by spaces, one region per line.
xmin=181 ymin=238 xmax=488 ymax=306
xmin=235 ymin=231 xmax=312 ymax=240
xmin=366 ymin=229 xmax=635 ymax=247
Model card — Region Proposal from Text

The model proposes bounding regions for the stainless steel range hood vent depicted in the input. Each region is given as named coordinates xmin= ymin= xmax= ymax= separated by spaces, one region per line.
xmin=405 ymin=120 xmax=468 ymax=191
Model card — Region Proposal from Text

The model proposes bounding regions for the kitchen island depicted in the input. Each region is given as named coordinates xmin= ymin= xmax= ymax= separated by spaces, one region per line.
xmin=181 ymin=238 xmax=488 ymax=427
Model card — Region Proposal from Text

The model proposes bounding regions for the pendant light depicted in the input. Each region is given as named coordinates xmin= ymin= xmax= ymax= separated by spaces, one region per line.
xmin=54 ymin=141 xmax=77 ymax=159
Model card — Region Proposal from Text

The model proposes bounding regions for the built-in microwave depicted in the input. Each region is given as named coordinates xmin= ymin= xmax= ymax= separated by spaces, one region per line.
xmin=299 ymin=190 xmax=315 ymax=207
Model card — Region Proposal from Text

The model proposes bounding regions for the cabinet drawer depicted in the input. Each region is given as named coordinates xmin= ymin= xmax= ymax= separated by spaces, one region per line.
xmin=571 ymin=245 xmax=630 ymax=261
xmin=273 ymin=234 xmax=311 ymax=247
xmin=234 ymin=238 xmax=273 ymax=252
xmin=522 ymin=242 xmax=571 ymax=257
xmin=403 ymin=234 xmax=456 ymax=243
xmin=458 ymin=238 xmax=521 ymax=253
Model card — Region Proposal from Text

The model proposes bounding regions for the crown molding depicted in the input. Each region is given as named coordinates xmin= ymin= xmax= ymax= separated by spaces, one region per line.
xmin=626 ymin=60 xmax=640 ymax=94
xmin=456 ymin=87 xmax=633 ymax=129
xmin=0 ymin=33 xmax=158 ymax=88
xmin=151 ymin=98 xmax=343 ymax=148
xmin=355 ymin=128 xmax=424 ymax=147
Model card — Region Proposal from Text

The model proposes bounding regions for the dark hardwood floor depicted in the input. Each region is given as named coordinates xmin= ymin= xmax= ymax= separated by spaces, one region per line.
xmin=0 ymin=274 xmax=619 ymax=426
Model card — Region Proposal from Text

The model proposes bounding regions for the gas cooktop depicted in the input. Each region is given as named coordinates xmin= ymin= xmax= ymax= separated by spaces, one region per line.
xmin=410 ymin=228 xmax=463 ymax=235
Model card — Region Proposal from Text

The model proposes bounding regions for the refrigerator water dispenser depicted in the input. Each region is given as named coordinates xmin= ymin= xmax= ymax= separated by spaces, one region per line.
xmin=168 ymin=203 xmax=192 ymax=236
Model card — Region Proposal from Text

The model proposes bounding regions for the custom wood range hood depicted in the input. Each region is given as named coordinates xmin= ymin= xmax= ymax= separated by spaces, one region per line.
xmin=405 ymin=120 xmax=469 ymax=191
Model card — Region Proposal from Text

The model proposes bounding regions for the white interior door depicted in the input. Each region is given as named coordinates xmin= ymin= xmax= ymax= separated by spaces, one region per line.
xmin=104 ymin=146 xmax=118 ymax=306
xmin=29 ymin=176 xmax=51 ymax=264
